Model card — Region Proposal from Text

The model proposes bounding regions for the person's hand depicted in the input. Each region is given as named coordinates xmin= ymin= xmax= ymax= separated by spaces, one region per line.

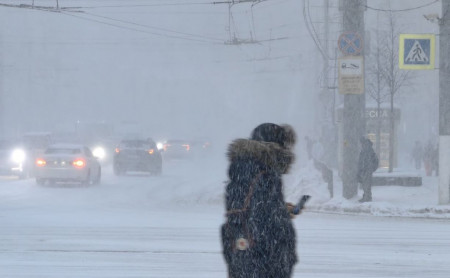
xmin=286 ymin=202 xmax=297 ymax=219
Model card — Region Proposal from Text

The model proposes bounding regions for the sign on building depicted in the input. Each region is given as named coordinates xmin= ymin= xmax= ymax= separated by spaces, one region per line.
xmin=399 ymin=34 xmax=435 ymax=70
xmin=338 ymin=56 xmax=364 ymax=94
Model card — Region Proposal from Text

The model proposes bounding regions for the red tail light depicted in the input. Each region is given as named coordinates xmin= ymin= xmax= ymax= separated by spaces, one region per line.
xmin=115 ymin=148 xmax=120 ymax=153
xmin=148 ymin=149 xmax=154 ymax=154
xmin=72 ymin=159 xmax=86 ymax=168
xmin=182 ymin=144 xmax=190 ymax=151
xmin=36 ymin=159 xmax=46 ymax=167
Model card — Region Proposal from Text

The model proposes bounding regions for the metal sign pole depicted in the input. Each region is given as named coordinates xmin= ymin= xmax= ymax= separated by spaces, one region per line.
xmin=341 ymin=0 xmax=365 ymax=199
xmin=439 ymin=0 xmax=450 ymax=205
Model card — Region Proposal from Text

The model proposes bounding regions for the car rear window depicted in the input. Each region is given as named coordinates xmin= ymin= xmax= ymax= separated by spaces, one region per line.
xmin=167 ymin=140 xmax=190 ymax=145
xmin=120 ymin=140 xmax=155 ymax=149
xmin=45 ymin=148 xmax=82 ymax=154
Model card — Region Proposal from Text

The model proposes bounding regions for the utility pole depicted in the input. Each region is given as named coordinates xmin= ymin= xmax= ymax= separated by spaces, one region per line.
xmin=323 ymin=0 xmax=329 ymax=89
xmin=0 ymin=15 xmax=3 ymax=136
xmin=341 ymin=0 xmax=365 ymax=199
xmin=320 ymin=0 xmax=330 ymax=128
xmin=439 ymin=0 xmax=450 ymax=204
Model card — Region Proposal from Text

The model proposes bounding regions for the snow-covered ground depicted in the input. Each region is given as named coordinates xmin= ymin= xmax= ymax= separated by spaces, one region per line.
xmin=285 ymin=161 xmax=450 ymax=219
xmin=1 ymin=158 xmax=449 ymax=277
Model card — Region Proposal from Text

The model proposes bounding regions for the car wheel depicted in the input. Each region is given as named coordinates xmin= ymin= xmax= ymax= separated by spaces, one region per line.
xmin=151 ymin=164 xmax=162 ymax=176
xmin=36 ymin=178 xmax=45 ymax=185
xmin=113 ymin=163 xmax=124 ymax=176
xmin=82 ymin=171 xmax=91 ymax=185
xmin=18 ymin=166 xmax=31 ymax=180
xmin=18 ymin=172 xmax=27 ymax=180
xmin=93 ymin=168 xmax=101 ymax=184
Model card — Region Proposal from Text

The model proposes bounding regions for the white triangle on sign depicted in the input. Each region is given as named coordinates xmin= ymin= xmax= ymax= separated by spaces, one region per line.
xmin=405 ymin=40 xmax=429 ymax=63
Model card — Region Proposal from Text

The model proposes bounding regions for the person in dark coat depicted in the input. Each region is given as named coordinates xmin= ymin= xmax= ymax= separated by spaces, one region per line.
xmin=411 ymin=141 xmax=423 ymax=170
xmin=221 ymin=123 xmax=297 ymax=278
xmin=357 ymin=137 xmax=379 ymax=203
xmin=432 ymin=143 xmax=439 ymax=176
xmin=304 ymin=135 xmax=314 ymax=160
xmin=423 ymin=140 xmax=434 ymax=176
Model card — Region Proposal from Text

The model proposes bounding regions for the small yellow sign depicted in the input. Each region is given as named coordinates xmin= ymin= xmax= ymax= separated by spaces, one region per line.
xmin=399 ymin=34 xmax=435 ymax=70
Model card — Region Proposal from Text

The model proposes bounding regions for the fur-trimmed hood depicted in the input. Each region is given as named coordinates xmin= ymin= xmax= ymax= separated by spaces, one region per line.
xmin=227 ymin=138 xmax=295 ymax=174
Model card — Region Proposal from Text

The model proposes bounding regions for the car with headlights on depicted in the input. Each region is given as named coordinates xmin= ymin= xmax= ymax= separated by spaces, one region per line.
xmin=160 ymin=138 xmax=212 ymax=160
xmin=34 ymin=144 xmax=101 ymax=185
xmin=0 ymin=139 xmax=30 ymax=179
xmin=160 ymin=139 xmax=194 ymax=160
xmin=113 ymin=138 xmax=162 ymax=176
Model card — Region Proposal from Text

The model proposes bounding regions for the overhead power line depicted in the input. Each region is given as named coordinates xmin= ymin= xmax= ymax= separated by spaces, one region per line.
xmin=59 ymin=10 xmax=222 ymax=44
xmin=302 ymin=0 xmax=329 ymax=60
xmin=81 ymin=11 xmax=224 ymax=42
xmin=0 ymin=2 xmax=225 ymax=44
xmin=363 ymin=0 xmax=439 ymax=13
xmin=0 ymin=0 xmax=290 ymax=46
xmin=62 ymin=2 xmax=213 ymax=9
xmin=0 ymin=1 xmax=213 ymax=11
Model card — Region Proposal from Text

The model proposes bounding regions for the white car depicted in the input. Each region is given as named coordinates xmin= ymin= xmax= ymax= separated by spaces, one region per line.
xmin=35 ymin=144 xmax=101 ymax=185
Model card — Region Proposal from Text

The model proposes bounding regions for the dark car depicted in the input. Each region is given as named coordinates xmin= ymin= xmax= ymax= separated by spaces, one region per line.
xmin=113 ymin=138 xmax=162 ymax=176
xmin=161 ymin=138 xmax=212 ymax=160
xmin=161 ymin=139 xmax=193 ymax=160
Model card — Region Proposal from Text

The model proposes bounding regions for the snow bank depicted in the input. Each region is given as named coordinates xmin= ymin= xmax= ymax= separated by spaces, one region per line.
xmin=283 ymin=161 xmax=450 ymax=219
xmin=161 ymin=158 xmax=450 ymax=219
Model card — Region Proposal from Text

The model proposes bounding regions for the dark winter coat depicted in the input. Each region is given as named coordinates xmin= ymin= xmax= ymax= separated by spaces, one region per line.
xmin=411 ymin=142 xmax=423 ymax=162
xmin=221 ymin=138 xmax=297 ymax=278
xmin=357 ymin=138 xmax=378 ymax=182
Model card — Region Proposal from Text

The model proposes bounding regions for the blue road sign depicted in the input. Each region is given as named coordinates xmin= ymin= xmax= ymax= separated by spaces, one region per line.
xmin=338 ymin=32 xmax=363 ymax=55
xmin=399 ymin=34 xmax=435 ymax=70
xmin=404 ymin=39 xmax=430 ymax=64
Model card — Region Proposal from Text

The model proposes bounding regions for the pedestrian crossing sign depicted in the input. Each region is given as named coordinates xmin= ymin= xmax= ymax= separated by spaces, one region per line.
xmin=399 ymin=34 xmax=435 ymax=70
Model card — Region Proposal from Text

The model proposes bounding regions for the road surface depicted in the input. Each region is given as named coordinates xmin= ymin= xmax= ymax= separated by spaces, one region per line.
xmin=0 ymin=160 xmax=449 ymax=278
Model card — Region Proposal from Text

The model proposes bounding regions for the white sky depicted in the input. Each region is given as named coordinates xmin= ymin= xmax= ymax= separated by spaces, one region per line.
xmin=0 ymin=0 xmax=444 ymax=166
xmin=0 ymin=0 xmax=317 ymax=146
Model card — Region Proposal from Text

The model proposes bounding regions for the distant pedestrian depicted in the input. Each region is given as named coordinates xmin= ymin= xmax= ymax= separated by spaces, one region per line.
xmin=311 ymin=138 xmax=332 ymax=198
xmin=311 ymin=139 xmax=324 ymax=162
xmin=432 ymin=143 xmax=439 ymax=176
xmin=221 ymin=123 xmax=298 ymax=278
xmin=423 ymin=140 xmax=434 ymax=176
xmin=411 ymin=141 xmax=423 ymax=170
xmin=314 ymin=159 xmax=334 ymax=198
xmin=305 ymin=136 xmax=314 ymax=160
xmin=357 ymin=137 xmax=379 ymax=203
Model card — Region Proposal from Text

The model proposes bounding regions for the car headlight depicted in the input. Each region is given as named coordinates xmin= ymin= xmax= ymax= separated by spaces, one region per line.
xmin=156 ymin=142 xmax=164 ymax=150
xmin=92 ymin=147 xmax=106 ymax=160
xmin=11 ymin=149 xmax=26 ymax=164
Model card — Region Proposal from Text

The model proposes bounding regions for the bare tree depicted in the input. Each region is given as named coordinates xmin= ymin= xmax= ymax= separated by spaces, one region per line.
xmin=366 ymin=26 xmax=390 ymax=157
xmin=384 ymin=12 xmax=413 ymax=172
xmin=367 ymin=11 xmax=413 ymax=172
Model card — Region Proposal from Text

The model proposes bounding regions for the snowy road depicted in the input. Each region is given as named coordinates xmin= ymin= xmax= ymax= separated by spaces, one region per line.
xmin=1 ymin=161 xmax=449 ymax=278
